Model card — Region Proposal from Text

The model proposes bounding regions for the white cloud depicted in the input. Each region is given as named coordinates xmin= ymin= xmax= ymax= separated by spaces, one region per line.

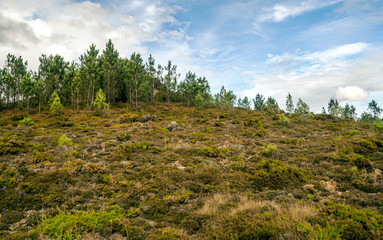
xmin=0 ymin=0 xmax=186 ymax=70
xmin=267 ymin=42 xmax=368 ymax=66
xmin=258 ymin=0 xmax=343 ymax=22
xmin=244 ymin=45 xmax=383 ymax=113
xmin=336 ymin=86 xmax=369 ymax=101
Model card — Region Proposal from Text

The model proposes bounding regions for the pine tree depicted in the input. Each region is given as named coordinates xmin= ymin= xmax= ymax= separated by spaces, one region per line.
xmin=92 ymin=89 xmax=109 ymax=116
xmin=49 ymin=91 xmax=64 ymax=115
xmin=286 ymin=93 xmax=294 ymax=114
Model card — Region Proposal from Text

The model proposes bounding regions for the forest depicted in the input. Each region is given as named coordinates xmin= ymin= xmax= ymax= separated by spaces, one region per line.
xmin=1 ymin=39 xmax=382 ymax=125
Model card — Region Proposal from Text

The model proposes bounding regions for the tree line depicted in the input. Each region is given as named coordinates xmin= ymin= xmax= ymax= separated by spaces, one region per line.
xmin=0 ymin=39 xmax=382 ymax=123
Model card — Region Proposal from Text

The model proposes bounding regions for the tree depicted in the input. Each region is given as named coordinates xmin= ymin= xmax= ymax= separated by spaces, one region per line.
xmin=264 ymin=97 xmax=279 ymax=114
xmin=20 ymin=71 xmax=35 ymax=113
xmin=368 ymin=100 xmax=382 ymax=119
xmin=49 ymin=91 xmax=64 ymax=115
xmin=101 ymin=39 xmax=119 ymax=104
xmin=360 ymin=112 xmax=374 ymax=123
xmin=80 ymin=44 xmax=101 ymax=109
xmin=253 ymin=93 xmax=265 ymax=111
xmin=163 ymin=60 xmax=179 ymax=103
xmin=34 ymin=76 xmax=45 ymax=113
xmin=295 ymin=98 xmax=310 ymax=117
xmin=38 ymin=54 xmax=68 ymax=105
xmin=343 ymin=103 xmax=357 ymax=120
xmin=237 ymin=96 xmax=251 ymax=109
xmin=286 ymin=93 xmax=294 ymax=114
xmin=146 ymin=54 xmax=157 ymax=104
xmin=71 ymin=71 xmax=81 ymax=111
xmin=5 ymin=54 xmax=28 ymax=108
xmin=214 ymin=86 xmax=236 ymax=110
xmin=328 ymin=98 xmax=342 ymax=118
xmin=92 ymin=89 xmax=109 ymax=116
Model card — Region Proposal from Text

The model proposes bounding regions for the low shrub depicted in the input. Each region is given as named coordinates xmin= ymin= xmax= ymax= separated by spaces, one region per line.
xmin=35 ymin=206 xmax=126 ymax=239
xmin=262 ymin=144 xmax=277 ymax=157
xmin=19 ymin=117 xmax=35 ymax=126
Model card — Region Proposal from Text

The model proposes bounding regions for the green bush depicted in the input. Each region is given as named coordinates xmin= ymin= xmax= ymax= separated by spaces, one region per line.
xmin=92 ymin=89 xmax=109 ymax=116
xmin=18 ymin=117 xmax=35 ymax=126
xmin=36 ymin=206 xmax=126 ymax=239
xmin=58 ymin=134 xmax=73 ymax=147
xmin=262 ymin=144 xmax=277 ymax=157
xmin=49 ymin=91 xmax=64 ymax=116
xmin=278 ymin=114 xmax=291 ymax=126
xmin=373 ymin=119 xmax=383 ymax=133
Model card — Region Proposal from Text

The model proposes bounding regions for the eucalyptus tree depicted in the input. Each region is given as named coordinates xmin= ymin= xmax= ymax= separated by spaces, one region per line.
xmin=79 ymin=44 xmax=101 ymax=109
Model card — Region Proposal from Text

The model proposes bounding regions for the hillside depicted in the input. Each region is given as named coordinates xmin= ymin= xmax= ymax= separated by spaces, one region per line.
xmin=0 ymin=103 xmax=383 ymax=239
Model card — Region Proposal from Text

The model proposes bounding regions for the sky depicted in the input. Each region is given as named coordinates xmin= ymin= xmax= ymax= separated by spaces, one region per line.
xmin=1 ymin=0 xmax=383 ymax=114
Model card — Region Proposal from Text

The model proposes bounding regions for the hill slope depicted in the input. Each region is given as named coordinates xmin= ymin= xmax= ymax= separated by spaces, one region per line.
xmin=0 ymin=103 xmax=382 ymax=239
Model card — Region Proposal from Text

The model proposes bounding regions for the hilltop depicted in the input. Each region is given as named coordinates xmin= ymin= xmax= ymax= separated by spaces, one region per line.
xmin=0 ymin=103 xmax=382 ymax=239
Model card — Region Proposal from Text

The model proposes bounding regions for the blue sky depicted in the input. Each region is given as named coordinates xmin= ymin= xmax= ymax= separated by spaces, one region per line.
xmin=1 ymin=0 xmax=383 ymax=114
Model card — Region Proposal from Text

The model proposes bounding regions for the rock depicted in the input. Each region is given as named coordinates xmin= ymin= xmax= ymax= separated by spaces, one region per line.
xmin=303 ymin=184 xmax=315 ymax=192
xmin=166 ymin=121 xmax=179 ymax=131
xmin=320 ymin=179 xmax=337 ymax=192
xmin=138 ymin=114 xmax=157 ymax=123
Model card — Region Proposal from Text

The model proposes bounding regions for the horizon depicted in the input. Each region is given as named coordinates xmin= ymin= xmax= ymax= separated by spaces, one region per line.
xmin=1 ymin=0 xmax=383 ymax=115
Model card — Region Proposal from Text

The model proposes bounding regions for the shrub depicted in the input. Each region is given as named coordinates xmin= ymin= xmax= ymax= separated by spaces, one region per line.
xmin=262 ymin=144 xmax=277 ymax=157
xmin=58 ymin=134 xmax=73 ymax=147
xmin=49 ymin=91 xmax=64 ymax=116
xmin=349 ymin=130 xmax=361 ymax=135
xmin=18 ymin=117 xmax=35 ymax=126
xmin=278 ymin=114 xmax=291 ymax=126
xmin=373 ymin=119 xmax=383 ymax=133
xmin=92 ymin=89 xmax=109 ymax=116
xmin=36 ymin=206 xmax=126 ymax=239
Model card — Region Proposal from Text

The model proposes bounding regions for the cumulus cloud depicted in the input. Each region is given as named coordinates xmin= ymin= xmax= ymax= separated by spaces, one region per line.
xmin=0 ymin=0 xmax=187 ymax=70
xmin=336 ymin=86 xmax=369 ymax=101
xmin=243 ymin=45 xmax=383 ymax=113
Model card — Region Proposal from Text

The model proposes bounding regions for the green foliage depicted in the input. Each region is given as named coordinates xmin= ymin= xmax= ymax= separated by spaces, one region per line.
xmin=36 ymin=206 xmax=126 ymax=239
xmin=373 ymin=119 xmax=383 ymax=133
xmin=92 ymin=89 xmax=109 ymax=116
xmin=262 ymin=144 xmax=277 ymax=157
xmin=253 ymin=93 xmax=265 ymax=110
xmin=278 ymin=114 xmax=291 ymax=126
xmin=49 ymin=91 xmax=64 ymax=116
xmin=321 ymin=202 xmax=383 ymax=239
xmin=286 ymin=93 xmax=294 ymax=114
xmin=0 ymin=138 xmax=26 ymax=155
xmin=295 ymin=98 xmax=310 ymax=117
xmin=58 ymin=134 xmax=73 ymax=147
xmin=214 ymin=86 xmax=237 ymax=109
xmin=18 ymin=117 xmax=34 ymax=126
xmin=368 ymin=99 xmax=382 ymax=118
